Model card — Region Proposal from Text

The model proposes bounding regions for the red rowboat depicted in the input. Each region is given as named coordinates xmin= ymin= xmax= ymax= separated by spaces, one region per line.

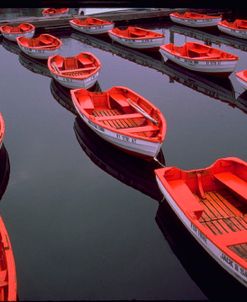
xmin=48 ymin=52 xmax=101 ymax=89
xmin=71 ymin=86 xmax=166 ymax=160
xmin=0 ymin=23 xmax=35 ymax=42
xmin=155 ymin=157 xmax=247 ymax=288
xmin=236 ymin=70 xmax=247 ymax=90
xmin=70 ymin=17 xmax=114 ymax=34
xmin=42 ymin=8 xmax=69 ymax=17
xmin=0 ymin=114 xmax=5 ymax=149
xmin=170 ymin=11 xmax=222 ymax=28
xmin=108 ymin=26 xmax=165 ymax=49
xmin=160 ymin=42 xmax=239 ymax=75
xmin=218 ymin=19 xmax=247 ymax=39
xmin=17 ymin=34 xmax=62 ymax=59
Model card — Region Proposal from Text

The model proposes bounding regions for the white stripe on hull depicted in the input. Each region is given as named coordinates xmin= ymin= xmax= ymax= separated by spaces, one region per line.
xmin=217 ymin=24 xmax=247 ymax=39
xmin=109 ymin=32 xmax=165 ymax=49
xmin=74 ymin=106 xmax=161 ymax=158
xmin=18 ymin=44 xmax=60 ymax=59
xmin=236 ymin=76 xmax=247 ymax=90
xmin=70 ymin=22 xmax=114 ymax=34
xmin=52 ymin=71 xmax=99 ymax=89
xmin=170 ymin=16 xmax=221 ymax=28
xmin=160 ymin=48 xmax=237 ymax=73
xmin=156 ymin=177 xmax=247 ymax=288
xmin=3 ymin=30 xmax=35 ymax=42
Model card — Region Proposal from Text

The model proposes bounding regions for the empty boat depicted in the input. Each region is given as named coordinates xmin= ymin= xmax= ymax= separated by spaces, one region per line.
xmin=108 ymin=26 xmax=165 ymax=49
xmin=0 ymin=23 xmax=35 ymax=42
xmin=42 ymin=8 xmax=69 ymax=17
xmin=218 ymin=19 xmax=247 ymax=39
xmin=48 ymin=52 xmax=101 ymax=89
xmin=70 ymin=17 xmax=114 ymax=34
xmin=155 ymin=157 xmax=247 ymax=288
xmin=17 ymin=34 xmax=62 ymax=59
xmin=71 ymin=86 xmax=166 ymax=159
xmin=170 ymin=11 xmax=222 ymax=28
xmin=160 ymin=42 xmax=239 ymax=75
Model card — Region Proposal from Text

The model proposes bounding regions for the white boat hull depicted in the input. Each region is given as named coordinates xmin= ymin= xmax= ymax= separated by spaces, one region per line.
xmin=52 ymin=71 xmax=99 ymax=89
xmin=108 ymin=32 xmax=165 ymax=49
xmin=70 ymin=21 xmax=114 ymax=34
xmin=217 ymin=24 xmax=247 ymax=39
xmin=159 ymin=48 xmax=237 ymax=74
xmin=2 ymin=30 xmax=35 ymax=42
xmin=156 ymin=177 xmax=247 ymax=288
xmin=74 ymin=105 xmax=162 ymax=158
xmin=236 ymin=76 xmax=247 ymax=90
xmin=17 ymin=43 xmax=61 ymax=59
xmin=170 ymin=15 xmax=222 ymax=28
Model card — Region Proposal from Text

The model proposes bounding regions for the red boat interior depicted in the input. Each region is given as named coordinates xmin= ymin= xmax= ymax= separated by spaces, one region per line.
xmin=19 ymin=34 xmax=60 ymax=48
xmin=222 ymin=19 xmax=247 ymax=29
xmin=73 ymin=87 xmax=164 ymax=139
xmin=157 ymin=158 xmax=247 ymax=262
xmin=51 ymin=53 xmax=99 ymax=76
xmin=73 ymin=18 xmax=111 ymax=25
xmin=165 ymin=42 xmax=238 ymax=60
xmin=112 ymin=27 xmax=163 ymax=38
xmin=1 ymin=23 xmax=33 ymax=33
xmin=174 ymin=11 xmax=220 ymax=19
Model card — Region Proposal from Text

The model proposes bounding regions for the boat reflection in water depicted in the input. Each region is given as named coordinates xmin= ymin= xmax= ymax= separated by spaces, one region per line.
xmin=50 ymin=79 xmax=102 ymax=115
xmin=18 ymin=51 xmax=51 ymax=78
xmin=237 ymin=90 xmax=247 ymax=114
xmin=156 ymin=201 xmax=247 ymax=299
xmin=169 ymin=24 xmax=247 ymax=52
xmin=74 ymin=117 xmax=165 ymax=202
xmin=1 ymin=38 xmax=21 ymax=55
xmin=0 ymin=144 xmax=10 ymax=200
xmin=71 ymin=31 xmax=245 ymax=113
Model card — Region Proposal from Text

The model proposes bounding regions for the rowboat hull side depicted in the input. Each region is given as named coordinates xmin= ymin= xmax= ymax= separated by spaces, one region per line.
xmin=108 ymin=32 xmax=165 ymax=49
xmin=217 ymin=24 xmax=247 ymax=39
xmin=70 ymin=22 xmax=114 ymax=34
xmin=51 ymin=71 xmax=99 ymax=89
xmin=74 ymin=105 xmax=162 ymax=159
xmin=18 ymin=44 xmax=60 ymax=59
xmin=170 ymin=15 xmax=222 ymax=28
xmin=2 ymin=30 xmax=35 ymax=42
xmin=155 ymin=176 xmax=247 ymax=288
xmin=236 ymin=75 xmax=247 ymax=90
xmin=159 ymin=48 xmax=238 ymax=74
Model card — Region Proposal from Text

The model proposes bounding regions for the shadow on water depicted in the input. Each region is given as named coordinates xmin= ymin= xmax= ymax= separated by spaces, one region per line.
xmin=1 ymin=38 xmax=21 ymax=56
xmin=71 ymin=31 xmax=247 ymax=114
xmin=49 ymin=79 xmax=102 ymax=115
xmin=0 ymin=144 xmax=10 ymax=201
xmin=156 ymin=201 xmax=247 ymax=299
xmin=74 ymin=117 xmax=165 ymax=202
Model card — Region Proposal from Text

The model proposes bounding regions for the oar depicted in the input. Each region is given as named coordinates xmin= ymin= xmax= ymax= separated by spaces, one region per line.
xmin=127 ymin=98 xmax=158 ymax=125
xmin=51 ymin=62 xmax=60 ymax=74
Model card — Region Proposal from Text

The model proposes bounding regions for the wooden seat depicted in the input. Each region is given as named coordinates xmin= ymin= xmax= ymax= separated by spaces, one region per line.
xmin=214 ymin=172 xmax=247 ymax=202
xmin=217 ymin=229 xmax=247 ymax=246
xmin=95 ymin=113 xmax=143 ymax=121
xmin=121 ymin=124 xmax=159 ymax=133
xmin=109 ymin=93 xmax=130 ymax=108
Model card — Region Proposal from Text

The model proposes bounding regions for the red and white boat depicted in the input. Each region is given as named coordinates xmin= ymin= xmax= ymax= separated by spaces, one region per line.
xmin=42 ymin=8 xmax=69 ymax=17
xmin=48 ymin=52 xmax=101 ymax=89
xmin=108 ymin=26 xmax=165 ymax=49
xmin=170 ymin=11 xmax=222 ymax=28
xmin=71 ymin=86 xmax=166 ymax=159
xmin=0 ymin=114 xmax=5 ymax=150
xmin=155 ymin=157 xmax=247 ymax=288
xmin=218 ymin=19 xmax=247 ymax=39
xmin=160 ymin=42 xmax=239 ymax=75
xmin=0 ymin=216 xmax=17 ymax=301
xmin=16 ymin=34 xmax=62 ymax=59
xmin=0 ymin=23 xmax=35 ymax=42
xmin=70 ymin=17 xmax=114 ymax=34
xmin=236 ymin=70 xmax=247 ymax=90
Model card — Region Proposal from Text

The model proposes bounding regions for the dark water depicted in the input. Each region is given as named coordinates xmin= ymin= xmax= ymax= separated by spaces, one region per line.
xmin=0 ymin=11 xmax=247 ymax=301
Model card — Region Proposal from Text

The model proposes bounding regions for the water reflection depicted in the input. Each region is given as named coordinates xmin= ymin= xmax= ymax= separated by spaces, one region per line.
xmin=50 ymin=79 xmax=102 ymax=115
xmin=0 ymin=145 xmax=10 ymax=200
xmin=169 ymin=24 xmax=247 ymax=52
xmin=71 ymin=31 xmax=244 ymax=112
xmin=18 ymin=52 xmax=51 ymax=78
xmin=155 ymin=201 xmax=247 ymax=299
xmin=74 ymin=117 xmax=165 ymax=202
xmin=2 ymin=38 xmax=21 ymax=55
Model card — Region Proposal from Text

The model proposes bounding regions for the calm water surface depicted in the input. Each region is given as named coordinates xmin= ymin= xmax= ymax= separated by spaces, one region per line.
xmin=0 ymin=13 xmax=247 ymax=301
